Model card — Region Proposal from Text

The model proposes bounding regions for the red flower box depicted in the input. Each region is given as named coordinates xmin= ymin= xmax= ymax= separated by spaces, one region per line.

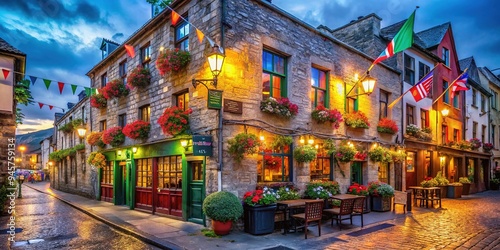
xmin=123 ymin=120 xmax=151 ymax=140
xmin=157 ymin=106 xmax=192 ymax=136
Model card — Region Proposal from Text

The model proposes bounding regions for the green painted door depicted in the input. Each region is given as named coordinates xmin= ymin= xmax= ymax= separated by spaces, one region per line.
xmin=351 ymin=162 xmax=363 ymax=184
xmin=187 ymin=160 xmax=204 ymax=224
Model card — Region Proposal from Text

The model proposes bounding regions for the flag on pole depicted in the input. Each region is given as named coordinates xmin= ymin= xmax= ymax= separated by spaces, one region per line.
xmin=410 ymin=70 xmax=434 ymax=102
xmin=124 ymin=44 xmax=135 ymax=58
xmin=450 ymin=72 xmax=469 ymax=99
xmin=369 ymin=10 xmax=416 ymax=71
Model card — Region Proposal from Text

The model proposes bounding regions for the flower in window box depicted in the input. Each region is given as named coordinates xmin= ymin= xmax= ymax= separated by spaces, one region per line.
xmin=347 ymin=183 xmax=369 ymax=196
xmin=86 ymin=131 xmax=105 ymax=148
xmin=260 ymin=97 xmax=299 ymax=118
xmin=344 ymin=111 xmax=370 ymax=129
xmin=405 ymin=124 xmax=419 ymax=137
xmin=86 ymin=152 xmax=107 ymax=168
xmin=123 ymin=120 xmax=151 ymax=140
xmin=305 ymin=180 xmax=340 ymax=199
xmin=101 ymin=79 xmax=130 ymax=99
xmin=156 ymin=48 xmax=191 ymax=76
xmin=483 ymin=142 xmax=494 ymax=152
xmin=90 ymin=93 xmax=107 ymax=109
xmin=227 ymin=133 xmax=261 ymax=163
xmin=243 ymin=187 xmax=277 ymax=206
xmin=127 ymin=66 xmax=151 ymax=89
xmin=102 ymin=126 xmax=126 ymax=147
xmin=353 ymin=151 xmax=367 ymax=161
xmin=469 ymin=138 xmax=482 ymax=150
xmin=376 ymin=118 xmax=398 ymax=134
xmin=157 ymin=106 xmax=192 ymax=136
xmin=311 ymin=105 xmax=343 ymax=129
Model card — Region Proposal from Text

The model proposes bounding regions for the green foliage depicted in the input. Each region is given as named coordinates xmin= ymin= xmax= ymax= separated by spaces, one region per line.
xmin=72 ymin=118 xmax=84 ymax=127
xmin=58 ymin=122 xmax=74 ymax=133
xmin=324 ymin=138 xmax=336 ymax=155
xmin=49 ymin=144 xmax=84 ymax=162
xmin=74 ymin=143 xmax=85 ymax=151
xmin=305 ymin=180 xmax=340 ymax=199
xmin=202 ymin=191 xmax=243 ymax=222
xmin=14 ymin=79 xmax=34 ymax=125
xmin=147 ymin=0 xmax=173 ymax=15
xmin=421 ymin=178 xmax=438 ymax=187
xmin=333 ymin=140 xmax=356 ymax=163
xmin=243 ymin=188 xmax=277 ymax=206
xmin=0 ymin=185 xmax=11 ymax=213
xmin=490 ymin=178 xmax=500 ymax=185
xmin=459 ymin=177 xmax=471 ymax=184
xmin=227 ymin=133 xmax=261 ymax=163
xmin=201 ymin=229 xmax=220 ymax=238
xmin=276 ymin=186 xmax=300 ymax=201
xmin=434 ymin=171 xmax=450 ymax=186
xmin=368 ymin=146 xmax=392 ymax=163
xmin=293 ymin=145 xmax=317 ymax=163
xmin=271 ymin=135 xmax=293 ymax=149
xmin=368 ymin=181 xmax=394 ymax=197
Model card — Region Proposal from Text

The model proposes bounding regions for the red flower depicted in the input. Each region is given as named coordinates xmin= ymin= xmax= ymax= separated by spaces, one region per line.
xmin=101 ymin=79 xmax=129 ymax=99
xmin=90 ymin=92 xmax=107 ymax=109
xmin=127 ymin=66 xmax=151 ymax=89
xmin=377 ymin=118 xmax=399 ymax=134
xmin=156 ymin=48 xmax=191 ymax=76
xmin=123 ymin=120 xmax=151 ymax=140
xmin=102 ymin=126 xmax=125 ymax=147
xmin=157 ymin=106 xmax=192 ymax=136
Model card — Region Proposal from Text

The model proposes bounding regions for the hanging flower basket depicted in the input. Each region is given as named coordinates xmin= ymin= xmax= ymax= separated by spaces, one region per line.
xmin=102 ymin=126 xmax=125 ymax=147
xmin=368 ymin=146 xmax=393 ymax=163
xmin=377 ymin=118 xmax=398 ymax=134
xmin=86 ymin=131 xmax=105 ymax=148
xmin=311 ymin=105 xmax=343 ymax=129
xmin=483 ymin=142 xmax=494 ymax=152
xmin=87 ymin=152 xmax=107 ymax=168
xmin=260 ymin=97 xmax=298 ymax=118
xmin=157 ymin=106 xmax=192 ymax=136
xmin=101 ymin=79 xmax=129 ymax=99
xmin=293 ymin=145 xmax=317 ymax=163
xmin=127 ymin=66 xmax=151 ymax=89
xmin=263 ymin=150 xmax=282 ymax=171
xmin=333 ymin=141 xmax=356 ymax=163
xmin=227 ymin=133 xmax=261 ymax=163
xmin=123 ymin=120 xmax=151 ymax=140
xmin=90 ymin=93 xmax=107 ymax=109
xmin=344 ymin=111 xmax=370 ymax=129
xmin=390 ymin=150 xmax=407 ymax=163
xmin=156 ymin=48 xmax=191 ymax=76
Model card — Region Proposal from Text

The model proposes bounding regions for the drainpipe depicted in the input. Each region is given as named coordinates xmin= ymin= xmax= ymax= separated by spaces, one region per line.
xmin=217 ymin=0 xmax=226 ymax=192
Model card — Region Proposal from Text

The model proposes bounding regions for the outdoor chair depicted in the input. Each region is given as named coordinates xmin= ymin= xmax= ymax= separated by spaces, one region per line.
xmin=393 ymin=191 xmax=408 ymax=213
xmin=350 ymin=196 xmax=365 ymax=227
xmin=323 ymin=197 xmax=355 ymax=230
xmin=291 ymin=200 xmax=324 ymax=239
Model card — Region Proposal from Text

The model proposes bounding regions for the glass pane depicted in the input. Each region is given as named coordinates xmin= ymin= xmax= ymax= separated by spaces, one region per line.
xmin=317 ymin=90 xmax=325 ymax=107
xmin=263 ymin=51 xmax=273 ymax=71
xmin=311 ymin=67 xmax=319 ymax=87
xmin=275 ymin=56 xmax=284 ymax=74
xmin=319 ymin=70 xmax=326 ymax=89
xmin=272 ymin=76 xmax=281 ymax=98
xmin=262 ymin=73 xmax=270 ymax=99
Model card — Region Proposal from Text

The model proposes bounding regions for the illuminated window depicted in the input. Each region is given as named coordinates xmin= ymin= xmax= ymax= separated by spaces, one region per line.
xmin=310 ymin=145 xmax=331 ymax=181
xmin=442 ymin=125 xmax=448 ymax=144
xmin=347 ymin=97 xmax=357 ymax=113
xmin=136 ymin=158 xmax=153 ymax=188
xmin=140 ymin=42 xmax=151 ymax=68
xmin=262 ymin=50 xmax=286 ymax=99
xmin=176 ymin=91 xmax=189 ymax=111
xmin=453 ymin=129 xmax=459 ymax=142
xmin=420 ymin=109 xmax=429 ymax=129
xmin=139 ymin=105 xmax=151 ymax=122
xmin=378 ymin=163 xmax=389 ymax=184
xmin=157 ymin=156 xmax=182 ymax=189
xmin=175 ymin=18 xmax=189 ymax=51
xmin=257 ymin=139 xmax=292 ymax=182
xmin=310 ymin=67 xmax=328 ymax=108
xmin=379 ymin=90 xmax=389 ymax=119
xmin=101 ymin=161 xmax=113 ymax=185
xmin=119 ymin=60 xmax=127 ymax=85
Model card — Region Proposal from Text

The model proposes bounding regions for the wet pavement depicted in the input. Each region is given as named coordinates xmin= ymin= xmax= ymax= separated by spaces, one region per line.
xmin=2 ymin=182 xmax=500 ymax=249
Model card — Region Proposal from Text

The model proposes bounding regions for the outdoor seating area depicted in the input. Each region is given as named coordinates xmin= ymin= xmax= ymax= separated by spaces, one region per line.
xmin=409 ymin=186 xmax=442 ymax=208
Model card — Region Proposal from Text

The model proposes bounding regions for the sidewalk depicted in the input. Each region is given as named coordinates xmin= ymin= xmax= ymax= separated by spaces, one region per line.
xmin=23 ymin=182 xmax=431 ymax=250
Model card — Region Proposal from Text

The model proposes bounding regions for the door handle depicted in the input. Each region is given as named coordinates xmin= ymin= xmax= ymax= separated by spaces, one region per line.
xmin=157 ymin=187 xmax=161 ymax=193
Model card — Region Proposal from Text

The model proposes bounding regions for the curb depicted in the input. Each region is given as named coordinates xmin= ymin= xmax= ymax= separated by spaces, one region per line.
xmin=24 ymin=184 xmax=184 ymax=250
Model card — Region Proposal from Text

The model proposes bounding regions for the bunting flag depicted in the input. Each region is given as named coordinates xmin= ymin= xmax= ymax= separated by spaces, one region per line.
xmin=124 ymin=44 xmax=135 ymax=58
xmin=84 ymin=87 xmax=92 ymax=97
xmin=196 ymin=28 xmax=205 ymax=43
xmin=58 ymin=82 xmax=65 ymax=94
xmin=368 ymin=10 xmax=416 ymax=71
xmin=171 ymin=11 xmax=181 ymax=26
xmin=38 ymin=102 xmax=44 ymax=109
xmin=35 ymin=101 xmax=65 ymax=112
xmin=1 ymin=69 xmax=10 ymax=80
xmin=49 ymin=105 xmax=54 ymax=110
xmin=43 ymin=79 xmax=51 ymax=90
xmin=71 ymin=84 xmax=78 ymax=94
xmin=410 ymin=70 xmax=434 ymax=102
xmin=29 ymin=75 xmax=37 ymax=85
xmin=450 ymin=72 xmax=469 ymax=99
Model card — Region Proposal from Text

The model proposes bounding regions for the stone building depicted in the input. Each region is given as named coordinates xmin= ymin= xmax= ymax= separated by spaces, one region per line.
xmin=0 ymin=38 xmax=25 ymax=183
xmin=85 ymin=0 xmax=400 ymax=224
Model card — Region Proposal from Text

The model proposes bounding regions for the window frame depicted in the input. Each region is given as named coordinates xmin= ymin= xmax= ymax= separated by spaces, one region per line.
xmin=139 ymin=104 xmax=151 ymax=122
xmin=482 ymin=125 xmax=487 ymax=144
xmin=257 ymin=143 xmax=292 ymax=183
xmin=136 ymin=158 xmax=153 ymax=188
xmin=472 ymin=122 xmax=478 ymax=139
xmin=404 ymin=54 xmax=415 ymax=85
xmin=406 ymin=104 xmax=415 ymax=126
xmin=379 ymin=90 xmax=389 ymax=119
xmin=481 ymin=94 xmax=486 ymax=112
xmin=175 ymin=18 xmax=190 ymax=51
xmin=310 ymin=66 xmax=329 ymax=108
xmin=442 ymin=47 xmax=450 ymax=67
xmin=175 ymin=91 xmax=190 ymax=111
xmin=420 ymin=108 xmax=429 ymax=129
xmin=453 ymin=92 xmax=459 ymax=108
xmin=443 ymin=80 xmax=449 ymax=104
xmin=472 ymin=89 xmax=478 ymax=107
xmin=119 ymin=60 xmax=127 ymax=85
xmin=101 ymin=73 xmax=108 ymax=88
xmin=118 ymin=113 xmax=127 ymax=128
xmin=140 ymin=42 xmax=152 ymax=68
xmin=99 ymin=120 xmax=107 ymax=132
xmin=262 ymin=49 xmax=287 ymax=100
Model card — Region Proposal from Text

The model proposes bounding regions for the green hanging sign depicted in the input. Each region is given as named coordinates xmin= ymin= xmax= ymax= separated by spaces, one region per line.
xmin=207 ymin=89 xmax=222 ymax=109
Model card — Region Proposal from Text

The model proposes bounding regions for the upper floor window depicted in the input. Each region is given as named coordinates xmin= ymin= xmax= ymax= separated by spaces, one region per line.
xmin=481 ymin=94 xmax=486 ymax=112
xmin=492 ymin=90 xmax=498 ymax=110
xmin=101 ymin=73 xmax=108 ymax=88
xmin=442 ymin=125 xmax=448 ymax=144
xmin=406 ymin=104 xmax=415 ymax=126
xmin=347 ymin=97 xmax=357 ymax=113
xmin=176 ymin=91 xmax=189 ymax=111
xmin=118 ymin=114 xmax=127 ymax=128
xmin=453 ymin=129 xmax=459 ymax=142
xmin=442 ymin=47 xmax=450 ymax=67
xmin=453 ymin=92 xmax=459 ymax=108
xmin=119 ymin=60 xmax=127 ymax=85
xmin=99 ymin=120 xmax=107 ymax=132
xmin=492 ymin=125 xmax=496 ymax=148
xmin=482 ymin=125 xmax=487 ymax=144
xmin=472 ymin=89 xmax=477 ymax=107
xmin=140 ymin=42 xmax=152 ymax=68
xmin=379 ymin=90 xmax=389 ymax=119
xmin=310 ymin=67 xmax=328 ymax=108
xmin=443 ymin=80 xmax=449 ymax=104
xmin=175 ymin=19 xmax=190 ymax=51
xmin=420 ymin=109 xmax=429 ymax=129
xmin=472 ymin=122 xmax=478 ymax=139
xmin=139 ymin=105 xmax=151 ymax=122
xmin=404 ymin=54 xmax=415 ymax=85
xmin=262 ymin=50 xmax=286 ymax=100
xmin=418 ymin=62 xmax=431 ymax=82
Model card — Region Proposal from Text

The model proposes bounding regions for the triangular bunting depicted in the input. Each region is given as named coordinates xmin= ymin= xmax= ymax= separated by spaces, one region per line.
xmin=92 ymin=88 xmax=97 ymax=95
xmin=29 ymin=75 xmax=37 ymax=85
xmin=38 ymin=102 xmax=44 ymax=109
xmin=2 ymin=69 xmax=10 ymax=80
xmin=49 ymin=105 xmax=54 ymax=110
xmin=84 ymin=87 xmax=91 ymax=97
xmin=196 ymin=28 xmax=205 ymax=43
xmin=71 ymin=84 xmax=78 ymax=95
xmin=43 ymin=79 xmax=51 ymax=90
xmin=58 ymin=82 xmax=65 ymax=94
xmin=171 ymin=11 xmax=180 ymax=26
xmin=124 ymin=44 xmax=135 ymax=58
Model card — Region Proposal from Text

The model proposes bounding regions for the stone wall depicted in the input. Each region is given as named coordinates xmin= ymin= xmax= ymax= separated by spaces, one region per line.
xmin=0 ymin=112 xmax=16 ymax=183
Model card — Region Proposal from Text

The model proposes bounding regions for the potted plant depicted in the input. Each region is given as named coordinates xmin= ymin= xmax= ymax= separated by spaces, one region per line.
xmin=123 ymin=120 xmax=151 ymax=140
xmin=242 ymin=187 xmax=277 ymax=235
xmin=367 ymin=146 xmax=393 ymax=163
xmin=490 ymin=178 xmax=500 ymax=190
xmin=293 ymin=145 xmax=317 ymax=163
xmin=127 ymin=66 xmax=151 ymax=89
xmin=459 ymin=177 xmax=472 ymax=195
xmin=101 ymin=79 xmax=129 ymax=100
xmin=102 ymin=126 xmax=126 ymax=147
xmin=227 ymin=133 xmax=261 ymax=163
xmin=483 ymin=142 xmax=494 ymax=152
xmin=86 ymin=152 xmax=107 ymax=168
xmin=434 ymin=171 xmax=450 ymax=197
xmin=305 ymin=180 xmax=340 ymax=208
xmin=311 ymin=105 xmax=343 ymax=129
xmin=260 ymin=97 xmax=299 ymax=118
xmin=270 ymin=135 xmax=293 ymax=149
xmin=377 ymin=118 xmax=398 ymax=134
xmin=157 ymin=106 xmax=192 ymax=137
xmin=202 ymin=191 xmax=243 ymax=236
xmin=58 ymin=122 xmax=74 ymax=134
xmin=456 ymin=140 xmax=472 ymax=150
xmin=333 ymin=140 xmax=356 ymax=163
xmin=86 ymin=131 xmax=105 ymax=148
xmin=447 ymin=182 xmax=463 ymax=198
xmin=420 ymin=177 xmax=438 ymax=188
xmin=368 ymin=181 xmax=394 ymax=212
xmin=90 ymin=93 xmax=107 ymax=109
xmin=156 ymin=48 xmax=191 ymax=76
xmin=344 ymin=111 xmax=370 ymax=129
xmin=347 ymin=182 xmax=370 ymax=212
xmin=405 ymin=124 xmax=419 ymax=137
xmin=469 ymin=138 xmax=482 ymax=150
xmin=276 ymin=186 xmax=300 ymax=201
xmin=390 ymin=150 xmax=407 ymax=163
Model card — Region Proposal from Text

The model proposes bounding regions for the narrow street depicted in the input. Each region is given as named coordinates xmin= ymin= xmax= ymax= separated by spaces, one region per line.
xmin=0 ymin=185 xmax=160 ymax=250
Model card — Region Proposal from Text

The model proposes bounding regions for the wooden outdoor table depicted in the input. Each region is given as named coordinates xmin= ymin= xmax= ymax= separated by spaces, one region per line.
xmin=276 ymin=199 xmax=317 ymax=235
xmin=408 ymin=186 xmax=441 ymax=208
xmin=331 ymin=194 xmax=359 ymax=200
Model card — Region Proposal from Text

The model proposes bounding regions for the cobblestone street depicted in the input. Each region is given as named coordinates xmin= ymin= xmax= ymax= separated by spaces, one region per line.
xmin=315 ymin=191 xmax=500 ymax=250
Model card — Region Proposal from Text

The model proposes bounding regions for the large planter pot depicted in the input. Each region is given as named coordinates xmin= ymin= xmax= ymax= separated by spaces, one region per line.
xmin=212 ymin=220 xmax=232 ymax=236
xmin=446 ymin=185 xmax=463 ymax=198
xmin=371 ymin=196 xmax=392 ymax=212
xmin=462 ymin=183 xmax=471 ymax=195
xmin=244 ymin=204 xmax=277 ymax=235
xmin=439 ymin=186 xmax=447 ymax=198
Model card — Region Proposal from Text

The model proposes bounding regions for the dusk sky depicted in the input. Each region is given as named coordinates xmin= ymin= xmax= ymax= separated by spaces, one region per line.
xmin=3 ymin=0 xmax=499 ymax=134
